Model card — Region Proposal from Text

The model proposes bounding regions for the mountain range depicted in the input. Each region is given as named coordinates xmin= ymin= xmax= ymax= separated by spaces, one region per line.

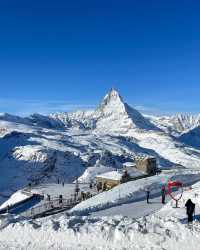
xmin=0 ymin=88 xmax=200 ymax=202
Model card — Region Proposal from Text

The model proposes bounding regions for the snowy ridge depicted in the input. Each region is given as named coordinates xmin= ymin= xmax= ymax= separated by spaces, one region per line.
xmin=94 ymin=88 xmax=158 ymax=133
xmin=1 ymin=89 xmax=200 ymax=203
xmin=147 ymin=113 xmax=200 ymax=135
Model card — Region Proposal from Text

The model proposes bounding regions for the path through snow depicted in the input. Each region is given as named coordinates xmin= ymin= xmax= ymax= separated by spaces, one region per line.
xmin=91 ymin=192 xmax=178 ymax=218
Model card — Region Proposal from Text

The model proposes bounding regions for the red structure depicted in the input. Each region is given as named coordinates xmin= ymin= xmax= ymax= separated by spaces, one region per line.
xmin=167 ymin=180 xmax=183 ymax=207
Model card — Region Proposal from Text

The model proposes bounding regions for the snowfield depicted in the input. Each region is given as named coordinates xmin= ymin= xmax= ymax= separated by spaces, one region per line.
xmin=1 ymin=180 xmax=200 ymax=250
xmin=71 ymin=170 xmax=200 ymax=215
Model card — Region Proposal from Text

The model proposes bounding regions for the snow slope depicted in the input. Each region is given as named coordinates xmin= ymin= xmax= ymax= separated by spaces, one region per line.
xmin=1 ymin=88 xmax=200 ymax=204
xmin=179 ymin=126 xmax=200 ymax=148
xmin=71 ymin=170 xmax=200 ymax=215
xmin=2 ymin=181 xmax=200 ymax=249
xmin=0 ymin=190 xmax=29 ymax=210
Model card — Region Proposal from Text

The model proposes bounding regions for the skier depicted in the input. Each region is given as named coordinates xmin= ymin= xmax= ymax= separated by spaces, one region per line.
xmin=161 ymin=186 xmax=166 ymax=204
xmin=146 ymin=189 xmax=150 ymax=204
xmin=62 ymin=181 xmax=64 ymax=187
xmin=185 ymin=199 xmax=195 ymax=223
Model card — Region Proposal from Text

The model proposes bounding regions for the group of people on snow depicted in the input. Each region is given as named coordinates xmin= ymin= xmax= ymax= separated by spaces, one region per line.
xmin=146 ymin=186 xmax=166 ymax=204
xmin=146 ymin=186 xmax=196 ymax=223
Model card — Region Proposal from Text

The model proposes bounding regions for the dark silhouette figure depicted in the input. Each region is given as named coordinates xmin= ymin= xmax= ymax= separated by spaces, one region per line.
xmin=81 ymin=191 xmax=86 ymax=201
xmin=59 ymin=195 xmax=63 ymax=206
xmin=47 ymin=194 xmax=51 ymax=201
xmin=62 ymin=182 xmax=64 ymax=187
xmin=161 ymin=186 xmax=166 ymax=204
xmin=146 ymin=189 xmax=150 ymax=204
xmin=185 ymin=199 xmax=195 ymax=223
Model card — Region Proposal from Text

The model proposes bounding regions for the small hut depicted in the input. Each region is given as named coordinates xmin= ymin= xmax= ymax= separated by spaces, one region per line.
xmin=96 ymin=171 xmax=125 ymax=190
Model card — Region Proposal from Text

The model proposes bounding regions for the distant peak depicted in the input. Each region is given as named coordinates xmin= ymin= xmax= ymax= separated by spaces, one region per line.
xmin=103 ymin=88 xmax=124 ymax=103
xmin=109 ymin=87 xmax=122 ymax=97
xmin=110 ymin=87 xmax=120 ymax=95
xmin=96 ymin=88 xmax=126 ymax=114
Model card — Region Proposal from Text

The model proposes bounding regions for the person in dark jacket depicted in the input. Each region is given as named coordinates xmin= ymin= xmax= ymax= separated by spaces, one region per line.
xmin=161 ymin=186 xmax=166 ymax=204
xmin=146 ymin=189 xmax=150 ymax=204
xmin=185 ymin=199 xmax=195 ymax=223
xmin=59 ymin=195 xmax=63 ymax=206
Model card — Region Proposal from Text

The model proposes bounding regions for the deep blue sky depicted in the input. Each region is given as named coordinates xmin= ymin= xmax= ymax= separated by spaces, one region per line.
xmin=0 ymin=0 xmax=200 ymax=115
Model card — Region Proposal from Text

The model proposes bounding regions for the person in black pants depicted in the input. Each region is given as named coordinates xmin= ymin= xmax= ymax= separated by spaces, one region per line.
xmin=59 ymin=195 xmax=63 ymax=206
xmin=161 ymin=186 xmax=166 ymax=204
xmin=185 ymin=199 xmax=195 ymax=223
xmin=146 ymin=189 xmax=150 ymax=204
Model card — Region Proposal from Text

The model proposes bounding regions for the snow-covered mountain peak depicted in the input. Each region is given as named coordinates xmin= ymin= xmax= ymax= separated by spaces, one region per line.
xmin=97 ymin=88 xmax=126 ymax=115
xmin=51 ymin=89 xmax=158 ymax=132
xmin=103 ymin=88 xmax=124 ymax=104
xmin=94 ymin=88 xmax=159 ymax=132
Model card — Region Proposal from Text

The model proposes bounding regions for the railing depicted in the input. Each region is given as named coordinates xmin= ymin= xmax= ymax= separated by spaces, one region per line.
xmin=21 ymin=198 xmax=79 ymax=218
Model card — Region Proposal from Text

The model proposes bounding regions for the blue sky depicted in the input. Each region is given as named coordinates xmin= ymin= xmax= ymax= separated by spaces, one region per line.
xmin=0 ymin=0 xmax=200 ymax=115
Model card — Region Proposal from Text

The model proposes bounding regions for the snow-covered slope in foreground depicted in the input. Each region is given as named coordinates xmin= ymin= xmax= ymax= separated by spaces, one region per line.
xmin=2 ymin=181 xmax=200 ymax=250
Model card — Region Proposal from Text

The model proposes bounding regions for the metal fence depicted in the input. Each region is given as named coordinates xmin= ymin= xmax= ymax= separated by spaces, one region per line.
xmin=21 ymin=198 xmax=79 ymax=218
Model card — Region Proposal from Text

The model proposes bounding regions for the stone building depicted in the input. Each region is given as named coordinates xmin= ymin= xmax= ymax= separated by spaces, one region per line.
xmin=135 ymin=155 xmax=157 ymax=175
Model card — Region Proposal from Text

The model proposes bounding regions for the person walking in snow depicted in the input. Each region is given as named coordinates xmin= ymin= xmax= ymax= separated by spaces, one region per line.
xmin=185 ymin=199 xmax=195 ymax=223
xmin=161 ymin=186 xmax=166 ymax=204
xmin=146 ymin=189 xmax=150 ymax=204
